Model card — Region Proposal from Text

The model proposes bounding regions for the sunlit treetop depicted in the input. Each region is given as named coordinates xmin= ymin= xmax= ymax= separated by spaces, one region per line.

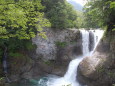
xmin=83 ymin=0 xmax=115 ymax=29
xmin=0 ymin=0 xmax=51 ymax=39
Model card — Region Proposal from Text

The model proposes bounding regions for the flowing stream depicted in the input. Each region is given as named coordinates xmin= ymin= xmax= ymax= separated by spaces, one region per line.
xmin=37 ymin=30 xmax=104 ymax=86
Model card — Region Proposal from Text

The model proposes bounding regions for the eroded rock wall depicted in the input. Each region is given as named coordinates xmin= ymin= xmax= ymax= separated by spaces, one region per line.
xmin=32 ymin=28 xmax=82 ymax=61
xmin=31 ymin=28 xmax=82 ymax=77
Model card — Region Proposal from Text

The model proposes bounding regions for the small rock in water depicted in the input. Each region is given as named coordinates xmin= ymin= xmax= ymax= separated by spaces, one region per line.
xmin=38 ymin=77 xmax=48 ymax=86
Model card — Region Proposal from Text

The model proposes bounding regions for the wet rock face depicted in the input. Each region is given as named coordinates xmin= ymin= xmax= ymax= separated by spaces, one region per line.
xmin=89 ymin=31 xmax=95 ymax=51
xmin=73 ymin=32 xmax=83 ymax=56
xmin=78 ymin=31 xmax=115 ymax=86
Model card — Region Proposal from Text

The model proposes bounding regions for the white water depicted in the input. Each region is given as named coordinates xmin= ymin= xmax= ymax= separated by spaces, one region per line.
xmin=38 ymin=30 xmax=104 ymax=86
xmin=81 ymin=30 xmax=89 ymax=55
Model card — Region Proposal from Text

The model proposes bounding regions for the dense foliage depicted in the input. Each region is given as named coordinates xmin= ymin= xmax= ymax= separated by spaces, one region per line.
xmin=42 ymin=0 xmax=78 ymax=29
xmin=76 ymin=10 xmax=84 ymax=28
xmin=0 ymin=0 xmax=50 ymax=39
xmin=83 ymin=0 xmax=115 ymax=30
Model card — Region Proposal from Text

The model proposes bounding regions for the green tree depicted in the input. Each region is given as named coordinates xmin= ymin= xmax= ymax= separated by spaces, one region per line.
xmin=0 ymin=0 xmax=50 ymax=39
xmin=76 ymin=10 xmax=84 ymax=28
xmin=83 ymin=0 xmax=115 ymax=30
xmin=0 ymin=0 xmax=51 ymax=59
xmin=42 ymin=0 xmax=78 ymax=29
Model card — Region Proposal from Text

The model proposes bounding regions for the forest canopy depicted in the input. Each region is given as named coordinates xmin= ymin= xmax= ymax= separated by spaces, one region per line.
xmin=83 ymin=0 xmax=115 ymax=30
xmin=42 ymin=0 xmax=78 ymax=29
xmin=0 ymin=0 xmax=50 ymax=39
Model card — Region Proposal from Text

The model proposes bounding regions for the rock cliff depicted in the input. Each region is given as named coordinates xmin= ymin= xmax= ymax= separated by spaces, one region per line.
xmin=78 ymin=30 xmax=115 ymax=86
xmin=31 ymin=28 xmax=82 ymax=77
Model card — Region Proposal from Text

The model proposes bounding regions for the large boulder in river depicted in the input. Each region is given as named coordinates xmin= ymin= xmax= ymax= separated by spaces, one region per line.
xmin=78 ymin=31 xmax=115 ymax=86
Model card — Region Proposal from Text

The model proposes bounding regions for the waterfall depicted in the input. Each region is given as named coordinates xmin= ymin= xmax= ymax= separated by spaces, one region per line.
xmin=38 ymin=29 xmax=104 ymax=86
xmin=81 ymin=30 xmax=89 ymax=55
xmin=62 ymin=30 xmax=90 ymax=86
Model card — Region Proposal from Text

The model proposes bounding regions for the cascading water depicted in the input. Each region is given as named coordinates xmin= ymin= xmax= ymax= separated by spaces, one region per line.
xmin=37 ymin=29 xmax=104 ymax=86
xmin=81 ymin=30 xmax=89 ymax=55
xmin=62 ymin=30 xmax=90 ymax=86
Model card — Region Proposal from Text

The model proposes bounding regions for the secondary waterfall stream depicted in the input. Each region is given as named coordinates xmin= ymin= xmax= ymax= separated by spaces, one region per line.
xmin=37 ymin=30 xmax=104 ymax=86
